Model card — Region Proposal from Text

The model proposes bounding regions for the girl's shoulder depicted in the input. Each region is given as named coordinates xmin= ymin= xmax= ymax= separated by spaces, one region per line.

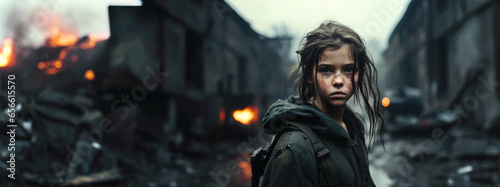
xmin=275 ymin=129 xmax=314 ymax=151
xmin=262 ymin=129 xmax=320 ymax=186
xmin=271 ymin=129 xmax=316 ymax=163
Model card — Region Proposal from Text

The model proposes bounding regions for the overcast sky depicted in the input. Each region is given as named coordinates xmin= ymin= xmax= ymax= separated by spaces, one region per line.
xmin=0 ymin=0 xmax=141 ymax=46
xmin=0 ymin=0 xmax=410 ymax=49
xmin=0 ymin=0 xmax=410 ymax=63
xmin=226 ymin=0 xmax=411 ymax=60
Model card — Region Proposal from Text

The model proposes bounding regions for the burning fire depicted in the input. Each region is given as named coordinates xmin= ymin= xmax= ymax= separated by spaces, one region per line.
xmin=79 ymin=34 xmax=102 ymax=49
xmin=85 ymin=70 xmax=95 ymax=80
xmin=233 ymin=106 xmax=258 ymax=125
xmin=382 ymin=97 xmax=390 ymax=107
xmin=38 ymin=27 xmax=106 ymax=75
xmin=238 ymin=160 xmax=252 ymax=179
xmin=219 ymin=108 xmax=226 ymax=124
xmin=0 ymin=38 xmax=14 ymax=68
xmin=47 ymin=28 xmax=78 ymax=47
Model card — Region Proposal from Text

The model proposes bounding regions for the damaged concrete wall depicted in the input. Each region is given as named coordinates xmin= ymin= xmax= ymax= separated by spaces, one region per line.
xmin=383 ymin=0 xmax=500 ymax=129
xmin=105 ymin=0 xmax=291 ymax=144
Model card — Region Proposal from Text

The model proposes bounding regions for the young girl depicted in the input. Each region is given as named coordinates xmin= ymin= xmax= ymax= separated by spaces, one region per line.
xmin=260 ymin=20 xmax=383 ymax=186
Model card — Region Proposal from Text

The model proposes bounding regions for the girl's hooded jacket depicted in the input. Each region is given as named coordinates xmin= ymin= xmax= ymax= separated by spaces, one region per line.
xmin=260 ymin=96 xmax=376 ymax=187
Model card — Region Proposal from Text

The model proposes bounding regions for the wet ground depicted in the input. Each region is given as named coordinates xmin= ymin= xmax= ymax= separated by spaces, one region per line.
xmin=369 ymin=128 xmax=500 ymax=187
xmin=2 ymin=126 xmax=499 ymax=187
xmin=123 ymin=128 xmax=500 ymax=187
xmin=0 ymin=139 xmax=252 ymax=187
xmin=120 ymin=141 xmax=252 ymax=187
xmin=125 ymin=128 xmax=500 ymax=187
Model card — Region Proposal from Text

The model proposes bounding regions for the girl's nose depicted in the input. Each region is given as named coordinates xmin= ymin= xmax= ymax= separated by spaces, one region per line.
xmin=333 ymin=73 xmax=343 ymax=88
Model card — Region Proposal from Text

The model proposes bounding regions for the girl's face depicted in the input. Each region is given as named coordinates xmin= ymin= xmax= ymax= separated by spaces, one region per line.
xmin=313 ymin=45 xmax=359 ymax=108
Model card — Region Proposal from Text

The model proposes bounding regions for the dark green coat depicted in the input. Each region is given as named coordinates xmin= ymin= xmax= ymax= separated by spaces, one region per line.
xmin=260 ymin=96 xmax=376 ymax=187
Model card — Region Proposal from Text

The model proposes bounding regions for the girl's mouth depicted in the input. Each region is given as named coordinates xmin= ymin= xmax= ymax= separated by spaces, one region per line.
xmin=330 ymin=92 xmax=346 ymax=98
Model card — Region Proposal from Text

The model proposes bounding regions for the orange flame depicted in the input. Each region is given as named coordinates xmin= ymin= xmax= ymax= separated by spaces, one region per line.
xmin=39 ymin=25 xmax=107 ymax=75
xmin=219 ymin=108 xmax=226 ymax=124
xmin=37 ymin=27 xmax=76 ymax=74
xmin=0 ymin=38 xmax=14 ymax=68
xmin=233 ymin=106 xmax=258 ymax=125
xmin=47 ymin=28 xmax=78 ymax=47
xmin=85 ymin=70 xmax=95 ymax=80
xmin=382 ymin=97 xmax=390 ymax=107
xmin=238 ymin=161 xmax=252 ymax=179
xmin=38 ymin=62 xmax=46 ymax=69
xmin=54 ymin=60 xmax=62 ymax=68
xmin=46 ymin=68 xmax=59 ymax=75
xmin=79 ymin=34 xmax=106 ymax=49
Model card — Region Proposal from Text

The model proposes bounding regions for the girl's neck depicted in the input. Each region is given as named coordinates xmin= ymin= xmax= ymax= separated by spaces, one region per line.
xmin=314 ymin=98 xmax=345 ymax=126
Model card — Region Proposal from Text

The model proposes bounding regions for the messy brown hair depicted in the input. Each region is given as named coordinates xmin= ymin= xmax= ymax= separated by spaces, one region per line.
xmin=286 ymin=20 xmax=384 ymax=149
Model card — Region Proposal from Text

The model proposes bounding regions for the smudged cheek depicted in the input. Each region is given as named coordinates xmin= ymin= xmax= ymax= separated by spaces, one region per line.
xmin=348 ymin=74 xmax=359 ymax=91
xmin=346 ymin=82 xmax=355 ymax=95
xmin=317 ymin=76 xmax=328 ymax=86
xmin=345 ymin=78 xmax=353 ymax=89
xmin=316 ymin=77 xmax=330 ymax=96
xmin=321 ymin=80 xmax=328 ymax=86
xmin=346 ymin=76 xmax=358 ymax=92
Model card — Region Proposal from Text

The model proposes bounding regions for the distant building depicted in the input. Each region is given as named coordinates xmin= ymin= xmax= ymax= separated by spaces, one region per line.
xmin=105 ymin=0 xmax=292 ymax=141
xmin=383 ymin=0 xmax=500 ymax=130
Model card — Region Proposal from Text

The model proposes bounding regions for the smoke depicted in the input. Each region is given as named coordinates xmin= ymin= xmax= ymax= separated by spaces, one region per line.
xmin=0 ymin=0 xmax=139 ymax=47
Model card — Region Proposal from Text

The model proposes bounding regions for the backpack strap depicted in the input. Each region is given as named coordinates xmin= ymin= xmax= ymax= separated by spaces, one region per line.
xmin=250 ymin=131 xmax=283 ymax=187
xmin=286 ymin=121 xmax=339 ymax=187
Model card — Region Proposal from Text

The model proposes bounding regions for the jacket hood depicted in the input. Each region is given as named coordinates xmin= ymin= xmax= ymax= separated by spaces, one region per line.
xmin=262 ymin=95 xmax=350 ymax=140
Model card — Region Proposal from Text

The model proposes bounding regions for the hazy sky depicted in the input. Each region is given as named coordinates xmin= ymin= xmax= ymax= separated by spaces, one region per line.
xmin=0 ymin=0 xmax=410 ymax=61
xmin=0 ymin=0 xmax=141 ymax=46
xmin=226 ymin=0 xmax=411 ymax=59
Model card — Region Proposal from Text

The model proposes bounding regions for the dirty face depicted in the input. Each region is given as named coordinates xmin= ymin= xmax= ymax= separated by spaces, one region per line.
xmin=313 ymin=45 xmax=358 ymax=108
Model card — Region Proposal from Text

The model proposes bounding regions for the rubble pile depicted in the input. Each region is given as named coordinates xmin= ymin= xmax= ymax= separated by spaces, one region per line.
xmin=372 ymin=128 xmax=500 ymax=187
xmin=0 ymin=90 xmax=222 ymax=186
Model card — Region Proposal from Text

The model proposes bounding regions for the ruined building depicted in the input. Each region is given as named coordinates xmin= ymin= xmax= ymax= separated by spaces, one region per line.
xmin=384 ymin=0 xmax=500 ymax=131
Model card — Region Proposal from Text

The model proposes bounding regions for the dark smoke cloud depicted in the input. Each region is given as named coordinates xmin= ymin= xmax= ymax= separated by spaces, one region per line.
xmin=0 ymin=0 xmax=139 ymax=47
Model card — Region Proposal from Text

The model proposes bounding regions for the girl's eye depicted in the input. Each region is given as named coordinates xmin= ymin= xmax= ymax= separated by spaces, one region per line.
xmin=320 ymin=67 xmax=332 ymax=74
xmin=344 ymin=67 xmax=354 ymax=74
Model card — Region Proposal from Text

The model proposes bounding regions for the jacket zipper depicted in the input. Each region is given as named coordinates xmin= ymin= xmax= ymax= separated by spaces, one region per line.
xmin=350 ymin=140 xmax=362 ymax=186
xmin=352 ymin=141 xmax=360 ymax=157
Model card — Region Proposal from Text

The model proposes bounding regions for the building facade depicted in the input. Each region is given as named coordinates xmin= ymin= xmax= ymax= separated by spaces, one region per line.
xmin=383 ymin=0 xmax=500 ymax=130
xmin=103 ymin=0 xmax=292 ymax=142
